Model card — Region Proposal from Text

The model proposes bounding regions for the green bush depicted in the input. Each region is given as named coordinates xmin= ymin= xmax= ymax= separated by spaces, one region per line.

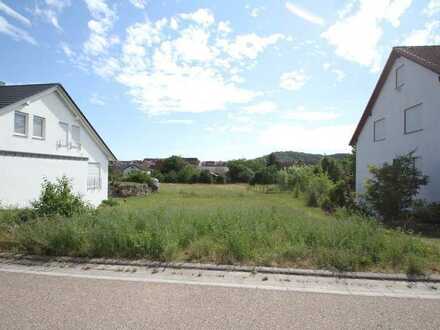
xmin=123 ymin=171 xmax=152 ymax=184
xmin=410 ymin=200 xmax=440 ymax=224
xmin=158 ymin=156 xmax=188 ymax=174
xmin=250 ymin=166 xmax=278 ymax=185
xmin=100 ymin=199 xmax=119 ymax=208
xmin=199 ymin=170 xmax=213 ymax=184
xmin=365 ymin=152 xmax=428 ymax=221
xmin=177 ymin=165 xmax=200 ymax=183
xmin=304 ymin=173 xmax=334 ymax=208
xmin=31 ymin=176 xmax=90 ymax=217
xmin=164 ymin=170 xmax=178 ymax=183
xmin=215 ymin=175 xmax=227 ymax=184
xmin=227 ymin=161 xmax=255 ymax=183
xmin=320 ymin=156 xmax=342 ymax=183
xmin=329 ymin=180 xmax=355 ymax=209
xmin=151 ymin=170 xmax=164 ymax=183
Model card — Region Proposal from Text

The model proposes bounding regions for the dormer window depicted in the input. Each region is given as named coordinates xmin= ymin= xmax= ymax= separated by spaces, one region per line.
xmin=14 ymin=111 xmax=28 ymax=136
xmin=395 ymin=64 xmax=404 ymax=89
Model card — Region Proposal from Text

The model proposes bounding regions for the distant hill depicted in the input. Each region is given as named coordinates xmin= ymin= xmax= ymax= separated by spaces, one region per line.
xmin=257 ymin=151 xmax=350 ymax=165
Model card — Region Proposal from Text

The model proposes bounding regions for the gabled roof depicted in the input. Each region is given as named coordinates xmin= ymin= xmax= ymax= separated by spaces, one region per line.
xmin=350 ymin=45 xmax=440 ymax=146
xmin=0 ymin=83 xmax=117 ymax=160
xmin=0 ymin=83 xmax=58 ymax=109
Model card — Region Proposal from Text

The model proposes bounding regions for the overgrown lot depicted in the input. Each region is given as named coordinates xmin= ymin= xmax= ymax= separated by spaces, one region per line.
xmin=1 ymin=184 xmax=440 ymax=274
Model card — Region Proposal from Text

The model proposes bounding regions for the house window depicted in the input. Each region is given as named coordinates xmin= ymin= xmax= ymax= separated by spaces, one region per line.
xmin=71 ymin=125 xmax=81 ymax=149
xmin=404 ymin=103 xmax=423 ymax=134
xmin=33 ymin=116 xmax=45 ymax=139
xmin=396 ymin=64 xmax=404 ymax=89
xmin=87 ymin=162 xmax=101 ymax=191
xmin=374 ymin=118 xmax=386 ymax=142
xmin=14 ymin=111 xmax=28 ymax=136
xmin=59 ymin=122 xmax=69 ymax=147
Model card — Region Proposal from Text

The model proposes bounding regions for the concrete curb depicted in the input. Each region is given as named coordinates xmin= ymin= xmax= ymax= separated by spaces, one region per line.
xmin=1 ymin=252 xmax=440 ymax=283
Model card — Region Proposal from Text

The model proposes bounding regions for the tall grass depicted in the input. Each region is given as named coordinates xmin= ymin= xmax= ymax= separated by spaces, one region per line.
xmin=8 ymin=193 xmax=440 ymax=274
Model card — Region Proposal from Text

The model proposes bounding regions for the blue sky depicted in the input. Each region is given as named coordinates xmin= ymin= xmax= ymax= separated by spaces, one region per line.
xmin=1 ymin=0 xmax=439 ymax=161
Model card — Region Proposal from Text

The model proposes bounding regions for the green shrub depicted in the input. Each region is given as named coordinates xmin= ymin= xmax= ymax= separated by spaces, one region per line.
xmin=151 ymin=170 xmax=164 ymax=183
xmin=215 ymin=175 xmax=227 ymax=184
xmin=123 ymin=171 xmax=152 ymax=184
xmin=100 ymin=199 xmax=119 ymax=207
xmin=365 ymin=152 xmax=428 ymax=221
xmin=410 ymin=200 xmax=440 ymax=224
xmin=158 ymin=156 xmax=188 ymax=174
xmin=199 ymin=170 xmax=213 ymax=184
xmin=305 ymin=173 xmax=334 ymax=208
xmin=227 ymin=161 xmax=255 ymax=183
xmin=320 ymin=156 xmax=342 ymax=183
xmin=31 ymin=176 xmax=90 ymax=217
xmin=164 ymin=170 xmax=178 ymax=183
xmin=177 ymin=165 xmax=200 ymax=183
xmin=250 ymin=166 xmax=278 ymax=185
xmin=329 ymin=180 xmax=356 ymax=209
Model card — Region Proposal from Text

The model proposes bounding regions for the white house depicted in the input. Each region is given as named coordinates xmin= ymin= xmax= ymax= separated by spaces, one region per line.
xmin=122 ymin=164 xmax=151 ymax=176
xmin=350 ymin=46 xmax=440 ymax=202
xmin=199 ymin=161 xmax=229 ymax=176
xmin=0 ymin=83 xmax=117 ymax=207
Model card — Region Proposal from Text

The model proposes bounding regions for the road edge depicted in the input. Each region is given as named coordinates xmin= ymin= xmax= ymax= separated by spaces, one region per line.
xmin=1 ymin=252 xmax=439 ymax=283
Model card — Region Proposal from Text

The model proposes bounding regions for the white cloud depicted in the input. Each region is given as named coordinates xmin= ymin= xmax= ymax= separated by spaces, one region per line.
xmin=283 ymin=106 xmax=341 ymax=121
xmin=90 ymin=93 xmax=105 ymax=106
xmin=258 ymin=123 xmax=354 ymax=154
xmin=322 ymin=63 xmax=346 ymax=82
xmin=220 ymin=33 xmax=284 ymax=60
xmin=242 ymin=101 xmax=278 ymax=114
xmin=179 ymin=8 xmax=214 ymax=27
xmin=402 ymin=21 xmax=440 ymax=45
xmin=322 ymin=0 xmax=413 ymax=71
xmin=60 ymin=42 xmax=74 ymax=57
xmin=205 ymin=112 xmax=257 ymax=133
xmin=129 ymin=0 xmax=148 ymax=9
xmin=218 ymin=21 xmax=231 ymax=34
xmin=279 ymin=70 xmax=308 ymax=91
xmin=0 ymin=16 xmax=36 ymax=45
xmin=332 ymin=69 xmax=346 ymax=82
xmin=117 ymin=68 xmax=257 ymax=115
xmin=249 ymin=7 xmax=264 ymax=17
xmin=94 ymin=57 xmax=120 ymax=78
xmin=424 ymin=0 xmax=440 ymax=16
xmin=0 ymin=1 xmax=31 ymax=26
xmin=33 ymin=0 xmax=71 ymax=31
xmin=337 ymin=0 xmax=357 ymax=19
xmin=159 ymin=119 xmax=194 ymax=125
xmin=285 ymin=2 xmax=325 ymax=26
xmin=173 ymin=26 xmax=214 ymax=62
xmin=92 ymin=9 xmax=283 ymax=115
xmin=83 ymin=0 xmax=118 ymax=55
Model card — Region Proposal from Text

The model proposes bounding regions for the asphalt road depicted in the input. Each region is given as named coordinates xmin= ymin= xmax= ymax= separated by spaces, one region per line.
xmin=1 ymin=267 xmax=440 ymax=330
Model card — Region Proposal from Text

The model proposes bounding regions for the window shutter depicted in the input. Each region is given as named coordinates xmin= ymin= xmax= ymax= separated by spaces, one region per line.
xmin=71 ymin=125 xmax=81 ymax=148
xmin=87 ymin=163 xmax=101 ymax=190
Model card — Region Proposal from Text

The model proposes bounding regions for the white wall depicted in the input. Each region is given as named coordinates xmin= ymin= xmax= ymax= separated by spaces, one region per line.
xmin=0 ymin=90 xmax=109 ymax=207
xmin=0 ymin=156 xmax=87 ymax=208
xmin=356 ymin=56 xmax=440 ymax=202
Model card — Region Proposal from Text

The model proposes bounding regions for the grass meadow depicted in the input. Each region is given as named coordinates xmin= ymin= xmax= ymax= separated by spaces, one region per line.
xmin=1 ymin=184 xmax=440 ymax=274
